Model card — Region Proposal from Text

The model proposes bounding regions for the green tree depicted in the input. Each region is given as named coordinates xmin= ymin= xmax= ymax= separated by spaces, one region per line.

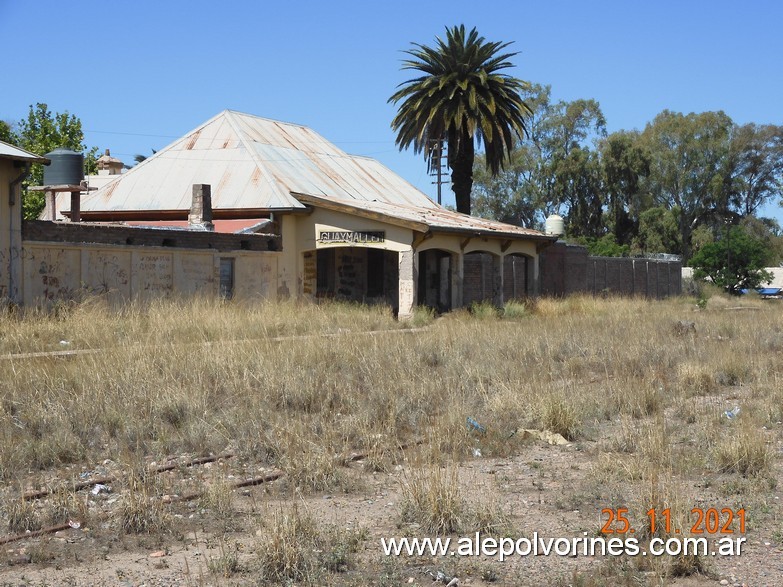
xmin=633 ymin=206 xmax=681 ymax=254
xmin=689 ymin=225 xmax=773 ymax=294
xmin=471 ymin=84 xmax=606 ymax=231
xmin=640 ymin=110 xmax=734 ymax=260
xmin=600 ymin=130 xmax=651 ymax=246
xmin=389 ymin=25 xmax=531 ymax=215
xmin=0 ymin=120 xmax=14 ymax=143
xmin=726 ymin=123 xmax=783 ymax=217
xmin=14 ymin=103 xmax=99 ymax=219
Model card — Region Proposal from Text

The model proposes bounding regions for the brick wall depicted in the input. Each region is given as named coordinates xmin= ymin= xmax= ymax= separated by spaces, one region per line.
xmin=23 ymin=220 xmax=280 ymax=252
xmin=540 ymin=242 xmax=682 ymax=298
xmin=463 ymin=252 xmax=495 ymax=306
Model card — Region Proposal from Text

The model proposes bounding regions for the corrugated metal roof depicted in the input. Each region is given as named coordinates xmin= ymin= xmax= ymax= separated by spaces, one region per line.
xmin=75 ymin=110 xmax=439 ymax=214
xmin=0 ymin=140 xmax=49 ymax=163
xmin=294 ymin=193 xmax=552 ymax=240
xmin=71 ymin=110 xmax=547 ymax=239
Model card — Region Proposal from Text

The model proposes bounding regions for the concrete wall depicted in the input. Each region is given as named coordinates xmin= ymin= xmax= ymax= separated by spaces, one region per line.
xmin=540 ymin=242 xmax=682 ymax=298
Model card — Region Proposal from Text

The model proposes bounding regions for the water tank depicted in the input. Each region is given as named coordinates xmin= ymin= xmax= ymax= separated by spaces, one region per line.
xmin=43 ymin=148 xmax=84 ymax=186
xmin=545 ymin=214 xmax=565 ymax=237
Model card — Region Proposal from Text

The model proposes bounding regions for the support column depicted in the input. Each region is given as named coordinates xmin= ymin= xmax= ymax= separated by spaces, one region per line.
xmin=451 ymin=251 xmax=463 ymax=309
xmin=530 ymin=254 xmax=540 ymax=296
xmin=493 ymin=254 xmax=504 ymax=307
xmin=398 ymin=248 xmax=417 ymax=319
xmin=278 ymin=215 xmax=298 ymax=299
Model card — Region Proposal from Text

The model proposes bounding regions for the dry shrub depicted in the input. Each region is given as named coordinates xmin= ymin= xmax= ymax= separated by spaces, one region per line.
xmin=119 ymin=469 xmax=169 ymax=534
xmin=714 ymin=427 xmax=771 ymax=476
xmin=677 ymin=362 xmax=716 ymax=396
xmin=255 ymin=504 xmax=364 ymax=584
xmin=200 ymin=477 xmax=237 ymax=531
xmin=539 ymin=394 xmax=580 ymax=440
xmin=279 ymin=438 xmax=343 ymax=493
xmin=400 ymin=465 xmax=463 ymax=534
xmin=4 ymin=493 xmax=41 ymax=533
xmin=44 ymin=485 xmax=88 ymax=527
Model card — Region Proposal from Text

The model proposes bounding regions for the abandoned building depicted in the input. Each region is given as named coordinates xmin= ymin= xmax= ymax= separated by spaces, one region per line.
xmin=5 ymin=110 xmax=557 ymax=316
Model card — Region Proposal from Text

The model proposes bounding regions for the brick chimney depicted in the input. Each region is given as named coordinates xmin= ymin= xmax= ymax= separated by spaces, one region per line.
xmin=189 ymin=184 xmax=214 ymax=230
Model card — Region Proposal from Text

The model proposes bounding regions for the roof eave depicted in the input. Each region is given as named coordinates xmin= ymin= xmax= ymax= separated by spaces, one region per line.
xmin=428 ymin=225 xmax=558 ymax=242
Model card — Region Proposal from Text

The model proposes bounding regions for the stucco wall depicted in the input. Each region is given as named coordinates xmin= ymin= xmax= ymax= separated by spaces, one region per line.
xmin=0 ymin=160 xmax=24 ymax=303
xmin=21 ymin=242 xmax=279 ymax=306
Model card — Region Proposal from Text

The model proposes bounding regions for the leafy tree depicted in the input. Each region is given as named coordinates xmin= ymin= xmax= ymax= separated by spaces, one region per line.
xmin=573 ymin=234 xmax=630 ymax=257
xmin=640 ymin=110 xmax=734 ymax=260
xmin=0 ymin=120 xmax=14 ymax=143
xmin=14 ymin=103 xmax=99 ymax=219
xmin=471 ymin=84 xmax=606 ymax=230
xmin=389 ymin=25 xmax=532 ymax=215
xmin=600 ymin=130 xmax=650 ymax=246
xmin=689 ymin=225 xmax=773 ymax=294
xmin=725 ymin=123 xmax=783 ymax=217
xmin=632 ymin=206 xmax=681 ymax=254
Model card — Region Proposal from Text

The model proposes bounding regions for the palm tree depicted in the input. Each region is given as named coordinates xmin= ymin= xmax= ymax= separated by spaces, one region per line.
xmin=389 ymin=25 xmax=532 ymax=216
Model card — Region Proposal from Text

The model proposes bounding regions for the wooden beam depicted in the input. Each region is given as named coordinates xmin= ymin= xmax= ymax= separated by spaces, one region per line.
xmin=412 ymin=230 xmax=432 ymax=249
xmin=460 ymin=237 xmax=471 ymax=251
xmin=501 ymin=239 xmax=512 ymax=253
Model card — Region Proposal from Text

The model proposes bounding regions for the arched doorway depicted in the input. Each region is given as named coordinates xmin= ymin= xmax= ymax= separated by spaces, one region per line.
xmin=503 ymin=253 xmax=531 ymax=301
xmin=463 ymin=251 xmax=500 ymax=306
xmin=417 ymin=249 xmax=453 ymax=312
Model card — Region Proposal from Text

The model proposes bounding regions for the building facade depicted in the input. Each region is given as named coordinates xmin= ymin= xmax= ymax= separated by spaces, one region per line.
xmin=34 ymin=110 xmax=554 ymax=316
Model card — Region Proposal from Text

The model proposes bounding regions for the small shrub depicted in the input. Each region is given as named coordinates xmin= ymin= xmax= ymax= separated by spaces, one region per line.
xmin=469 ymin=301 xmax=499 ymax=320
xmin=119 ymin=471 xmax=169 ymax=534
xmin=540 ymin=395 xmax=580 ymax=441
xmin=714 ymin=429 xmax=771 ymax=476
xmin=502 ymin=300 xmax=529 ymax=319
xmin=5 ymin=494 xmax=41 ymax=533
xmin=207 ymin=541 xmax=242 ymax=578
xmin=400 ymin=465 xmax=463 ymax=534
xmin=409 ymin=305 xmax=435 ymax=327
xmin=255 ymin=504 xmax=364 ymax=584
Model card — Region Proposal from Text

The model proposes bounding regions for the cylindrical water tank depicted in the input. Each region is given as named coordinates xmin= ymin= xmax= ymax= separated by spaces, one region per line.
xmin=545 ymin=214 xmax=565 ymax=237
xmin=43 ymin=148 xmax=84 ymax=186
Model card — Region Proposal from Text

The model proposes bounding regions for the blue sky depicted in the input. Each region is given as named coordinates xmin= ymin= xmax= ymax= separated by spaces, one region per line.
xmin=1 ymin=1 xmax=781 ymax=221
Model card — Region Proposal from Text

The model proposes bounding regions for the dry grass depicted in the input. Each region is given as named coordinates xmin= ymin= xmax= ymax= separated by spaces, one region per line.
xmin=0 ymin=292 xmax=780 ymax=584
xmin=255 ymin=503 xmax=365 ymax=584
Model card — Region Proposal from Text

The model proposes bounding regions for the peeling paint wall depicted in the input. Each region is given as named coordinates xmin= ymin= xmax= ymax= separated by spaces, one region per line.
xmin=0 ymin=160 xmax=24 ymax=303
xmin=21 ymin=242 xmax=279 ymax=306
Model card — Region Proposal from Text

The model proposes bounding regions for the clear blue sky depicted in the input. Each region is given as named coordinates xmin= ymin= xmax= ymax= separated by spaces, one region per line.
xmin=2 ymin=1 xmax=781 ymax=221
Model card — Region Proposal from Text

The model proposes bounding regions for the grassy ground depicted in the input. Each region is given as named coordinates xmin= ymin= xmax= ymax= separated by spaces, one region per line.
xmin=0 ymin=293 xmax=780 ymax=585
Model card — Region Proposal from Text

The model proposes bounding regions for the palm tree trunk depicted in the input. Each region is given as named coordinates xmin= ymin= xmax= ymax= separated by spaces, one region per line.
xmin=450 ymin=129 xmax=475 ymax=216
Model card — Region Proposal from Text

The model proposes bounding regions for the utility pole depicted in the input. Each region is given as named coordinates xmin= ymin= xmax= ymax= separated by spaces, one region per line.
xmin=428 ymin=138 xmax=448 ymax=205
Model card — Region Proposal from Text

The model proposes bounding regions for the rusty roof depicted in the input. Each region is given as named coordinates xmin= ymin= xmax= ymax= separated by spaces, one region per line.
xmin=75 ymin=110 xmax=439 ymax=214
xmin=0 ymin=140 xmax=49 ymax=164
xmin=293 ymin=193 xmax=553 ymax=240
xmin=71 ymin=110 xmax=547 ymax=240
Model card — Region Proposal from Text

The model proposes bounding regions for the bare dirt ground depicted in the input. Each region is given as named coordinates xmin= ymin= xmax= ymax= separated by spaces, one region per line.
xmin=2 ymin=416 xmax=781 ymax=586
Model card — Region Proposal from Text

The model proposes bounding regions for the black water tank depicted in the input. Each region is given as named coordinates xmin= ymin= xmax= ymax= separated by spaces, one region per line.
xmin=43 ymin=148 xmax=84 ymax=186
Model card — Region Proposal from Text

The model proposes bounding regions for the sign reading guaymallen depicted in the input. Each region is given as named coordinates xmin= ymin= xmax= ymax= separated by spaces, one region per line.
xmin=318 ymin=231 xmax=385 ymax=244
